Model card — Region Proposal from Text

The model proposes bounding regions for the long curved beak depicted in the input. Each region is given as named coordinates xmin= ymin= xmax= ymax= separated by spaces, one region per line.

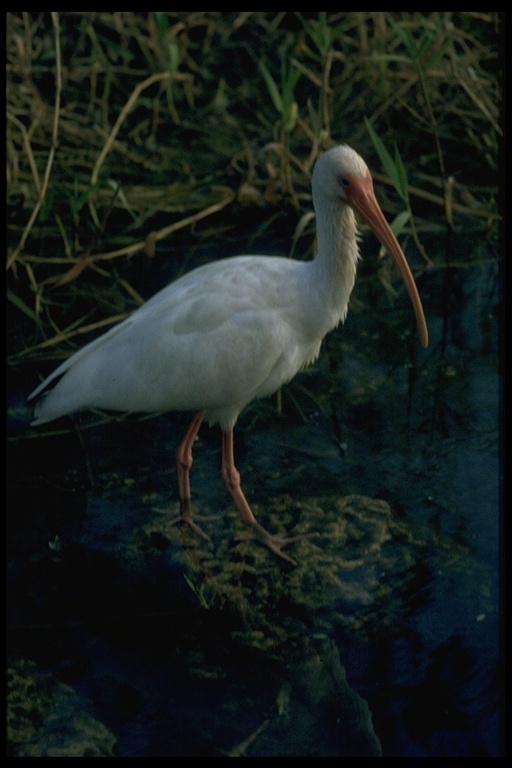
xmin=349 ymin=177 xmax=429 ymax=348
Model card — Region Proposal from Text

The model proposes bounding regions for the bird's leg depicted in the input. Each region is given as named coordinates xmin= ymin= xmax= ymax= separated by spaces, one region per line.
xmin=164 ymin=410 xmax=211 ymax=540
xmin=176 ymin=410 xmax=205 ymax=514
xmin=221 ymin=430 xmax=318 ymax=566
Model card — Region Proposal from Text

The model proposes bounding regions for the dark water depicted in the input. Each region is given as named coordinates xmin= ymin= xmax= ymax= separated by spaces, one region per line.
xmin=7 ymin=246 xmax=501 ymax=756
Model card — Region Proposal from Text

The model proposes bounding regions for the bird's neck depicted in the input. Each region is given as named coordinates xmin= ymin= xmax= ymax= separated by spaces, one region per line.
xmin=308 ymin=203 xmax=360 ymax=331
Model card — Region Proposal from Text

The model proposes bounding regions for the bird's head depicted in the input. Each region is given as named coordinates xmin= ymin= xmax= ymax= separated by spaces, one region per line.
xmin=312 ymin=144 xmax=429 ymax=348
xmin=312 ymin=144 xmax=372 ymax=207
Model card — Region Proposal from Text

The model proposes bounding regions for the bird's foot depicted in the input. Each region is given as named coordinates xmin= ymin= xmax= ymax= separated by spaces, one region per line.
xmin=153 ymin=506 xmax=219 ymax=541
xmin=250 ymin=522 xmax=320 ymax=566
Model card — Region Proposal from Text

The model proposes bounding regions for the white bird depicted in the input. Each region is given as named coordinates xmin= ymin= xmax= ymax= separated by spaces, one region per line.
xmin=29 ymin=144 xmax=428 ymax=565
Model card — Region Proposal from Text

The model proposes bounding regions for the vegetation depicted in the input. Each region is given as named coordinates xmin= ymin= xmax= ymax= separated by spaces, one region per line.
xmin=7 ymin=12 xmax=501 ymax=387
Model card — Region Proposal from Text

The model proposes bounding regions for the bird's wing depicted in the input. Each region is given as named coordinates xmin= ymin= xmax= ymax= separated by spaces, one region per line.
xmin=30 ymin=256 xmax=313 ymax=424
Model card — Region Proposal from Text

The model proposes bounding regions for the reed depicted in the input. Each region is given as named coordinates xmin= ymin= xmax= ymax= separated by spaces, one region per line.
xmin=7 ymin=12 xmax=501 ymax=371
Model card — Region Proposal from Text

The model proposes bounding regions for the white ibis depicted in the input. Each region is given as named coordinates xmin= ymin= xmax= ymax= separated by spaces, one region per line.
xmin=29 ymin=144 xmax=428 ymax=564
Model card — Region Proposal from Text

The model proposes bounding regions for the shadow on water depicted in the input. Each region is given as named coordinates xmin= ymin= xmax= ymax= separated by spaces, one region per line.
xmin=7 ymin=243 xmax=501 ymax=756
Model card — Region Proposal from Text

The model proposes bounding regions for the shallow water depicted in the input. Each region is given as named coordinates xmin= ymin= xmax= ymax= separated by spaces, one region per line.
xmin=7 ymin=247 xmax=501 ymax=756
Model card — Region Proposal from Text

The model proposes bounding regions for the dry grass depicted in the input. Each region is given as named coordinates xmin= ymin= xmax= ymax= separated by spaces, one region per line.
xmin=7 ymin=12 xmax=502 ymax=368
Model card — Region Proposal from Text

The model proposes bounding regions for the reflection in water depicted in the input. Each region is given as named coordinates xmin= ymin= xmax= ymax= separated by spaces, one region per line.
xmin=270 ymin=639 xmax=382 ymax=757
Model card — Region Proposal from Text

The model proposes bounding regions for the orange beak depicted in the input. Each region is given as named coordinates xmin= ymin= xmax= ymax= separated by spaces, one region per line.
xmin=348 ymin=176 xmax=429 ymax=348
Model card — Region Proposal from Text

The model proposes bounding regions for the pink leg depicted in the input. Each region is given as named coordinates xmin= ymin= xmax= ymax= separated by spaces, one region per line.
xmin=176 ymin=409 xmax=205 ymax=516
xmin=221 ymin=429 xmax=258 ymax=527
xmin=221 ymin=430 xmax=318 ymax=565
xmin=165 ymin=410 xmax=212 ymax=540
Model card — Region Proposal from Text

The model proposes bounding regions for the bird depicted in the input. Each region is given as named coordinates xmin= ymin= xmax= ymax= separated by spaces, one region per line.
xmin=29 ymin=144 xmax=428 ymax=565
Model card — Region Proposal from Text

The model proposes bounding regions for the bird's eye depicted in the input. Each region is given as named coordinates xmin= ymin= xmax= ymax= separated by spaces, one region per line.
xmin=337 ymin=175 xmax=350 ymax=188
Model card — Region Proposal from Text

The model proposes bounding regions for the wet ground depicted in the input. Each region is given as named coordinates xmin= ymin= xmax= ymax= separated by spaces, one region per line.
xmin=7 ymin=245 xmax=501 ymax=756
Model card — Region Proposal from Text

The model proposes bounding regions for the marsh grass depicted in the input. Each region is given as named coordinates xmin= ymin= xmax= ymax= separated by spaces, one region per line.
xmin=7 ymin=12 xmax=501 ymax=387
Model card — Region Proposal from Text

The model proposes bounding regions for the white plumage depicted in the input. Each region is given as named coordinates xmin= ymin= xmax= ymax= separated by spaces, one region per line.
xmin=29 ymin=144 xmax=428 ymax=564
